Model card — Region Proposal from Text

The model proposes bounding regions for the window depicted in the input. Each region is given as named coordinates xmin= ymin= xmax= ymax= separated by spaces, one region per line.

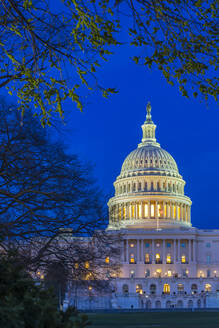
xmin=191 ymin=284 xmax=198 ymax=294
xmin=145 ymin=242 xmax=150 ymax=248
xmin=207 ymin=269 xmax=211 ymax=278
xmin=156 ymin=269 xmax=162 ymax=277
xmin=166 ymin=254 xmax=172 ymax=264
xmin=145 ymin=253 xmax=150 ymax=263
xmin=177 ymin=283 xmax=184 ymax=293
xmin=155 ymin=253 xmax=161 ymax=264
xmin=136 ymin=284 xmax=143 ymax=294
xmin=150 ymin=284 xmax=156 ymax=295
xmin=166 ymin=242 xmax=171 ymax=248
xmin=130 ymin=243 xmax=135 ymax=248
xmin=205 ymin=284 xmax=211 ymax=292
xmin=105 ymin=257 xmax=110 ymax=264
xmin=123 ymin=284 xmax=129 ymax=295
xmin=130 ymin=254 xmax=135 ymax=263
xmin=163 ymin=284 xmax=170 ymax=294
xmin=206 ymin=242 xmax=211 ymax=248
xmin=145 ymin=269 xmax=150 ymax=277
xmin=181 ymin=243 xmax=186 ymax=248
xmin=181 ymin=255 xmax=186 ymax=263
xmin=167 ymin=270 xmax=172 ymax=277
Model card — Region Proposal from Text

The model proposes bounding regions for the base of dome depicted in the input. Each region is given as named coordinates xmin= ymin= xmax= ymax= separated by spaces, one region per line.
xmin=107 ymin=218 xmax=191 ymax=230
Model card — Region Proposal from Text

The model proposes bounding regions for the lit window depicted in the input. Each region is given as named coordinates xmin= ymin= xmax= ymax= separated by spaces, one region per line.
xmin=145 ymin=204 xmax=149 ymax=217
xmin=156 ymin=269 xmax=162 ymax=277
xmin=130 ymin=254 xmax=135 ymax=263
xmin=151 ymin=204 xmax=155 ymax=217
xmin=130 ymin=243 xmax=135 ymax=248
xmin=130 ymin=270 xmax=135 ymax=278
xmin=156 ymin=243 xmax=160 ymax=247
xmin=163 ymin=284 xmax=170 ymax=294
xmin=181 ymin=255 xmax=186 ymax=263
xmin=88 ymin=286 xmax=92 ymax=291
xmin=205 ymin=284 xmax=212 ymax=292
xmin=105 ymin=257 xmax=110 ymax=264
xmin=75 ymin=263 xmax=79 ymax=269
xmin=136 ymin=284 xmax=143 ymax=294
xmin=145 ymin=253 xmax=150 ymax=263
xmin=166 ymin=254 xmax=172 ymax=264
xmin=85 ymin=261 xmax=90 ymax=269
xmin=167 ymin=270 xmax=172 ymax=277
xmin=155 ymin=253 xmax=161 ymax=263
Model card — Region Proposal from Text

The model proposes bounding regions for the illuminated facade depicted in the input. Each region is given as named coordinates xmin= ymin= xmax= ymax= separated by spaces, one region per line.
xmin=66 ymin=103 xmax=219 ymax=310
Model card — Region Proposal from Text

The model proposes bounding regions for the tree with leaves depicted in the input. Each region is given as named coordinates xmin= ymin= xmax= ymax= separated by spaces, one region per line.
xmin=0 ymin=100 xmax=121 ymax=308
xmin=0 ymin=0 xmax=218 ymax=126
xmin=0 ymin=252 xmax=91 ymax=328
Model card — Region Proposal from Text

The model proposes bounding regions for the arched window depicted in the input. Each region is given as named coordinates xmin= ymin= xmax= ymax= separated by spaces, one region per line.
xmin=155 ymin=300 xmax=161 ymax=308
xmin=145 ymin=253 xmax=150 ymax=264
xmin=197 ymin=299 xmax=201 ymax=308
xmin=150 ymin=284 xmax=156 ymax=295
xmin=163 ymin=284 xmax=170 ymax=294
xmin=177 ymin=300 xmax=183 ymax=308
xmin=122 ymin=284 xmax=129 ymax=295
xmin=205 ymin=284 xmax=212 ymax=292
xmin=146 ymin=300 xmax=151 ymax=309
xmin=155 ymin=253 xmax=161 ymax=264
xmin=166 ymin=300 xmax=171 ymax=308
xmin=130 ymin=253 xmax=135 ymax=263
xmin=145 ymin=269 xmax=150 ymax=277
xmin=177 ymin=284 xmax=184 ymax=294
xmin=136 ymin=284 xmax=142 ymax=294
xmin=130 ymin=270 xmax=135 ymax=278
xmin=166 ymin=254 xmax=172 ymax=264
xmin=181 ymin=255 xmax=186 ymax=263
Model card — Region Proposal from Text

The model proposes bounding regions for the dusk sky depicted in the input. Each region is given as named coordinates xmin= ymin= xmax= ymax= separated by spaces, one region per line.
xmin=54 ymin=35 xmax=219 ymax=230
xmin=2 ymin=1 xmax=219 ymax=230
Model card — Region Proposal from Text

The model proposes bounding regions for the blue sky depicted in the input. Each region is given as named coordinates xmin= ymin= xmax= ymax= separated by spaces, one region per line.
xmin=57 ymin=36 xmax=219 ymax=230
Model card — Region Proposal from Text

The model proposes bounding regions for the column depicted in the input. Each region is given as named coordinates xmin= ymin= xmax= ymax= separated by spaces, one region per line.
xmin=141 ymin=201 xmax=143 ymax=219
xmin=170 ymin=202 xmax=173 ymax=219
xmin=180 ymin=204 xmax=182 ymax=221
xmin=161 ymin=202 xmax=165 ymax=218
xmin=193 ymin=240 xmax=196 ymax=263
xmin=126 ymin=239 xmax=129 ymax=263
xmin=155 ymin=201 xmax=158 ymax=219
xmin=188 ymin=206 xmax=191 ymax=223
xmin=173 ymin=239 xmax=176 ymax=263
xmin=177 ymin=239 xmax=180 ymax=263
xmin=176 ymin=203 xmax=178 ymax=220
xmin=148 ymin=201 xmax=151 ymax=218
xmin=167 ymin=202 xmax=170 ymax=218
xmin=126 ymin=203 xmax=128 ymax=220
xmin=137 ymin=239 xmax=140 ymax=263
xmin=152 ymin=239 xmax=155 ymax=263
xmin=141 ymin=239 xmax=144 ymax=263
xmin=134 ymin=203 xmax=136 ymax=219
xmin=188 ymin=239 xmax=191 ymax=263
xmin=162 ymin=239 xmax=165 ymax=264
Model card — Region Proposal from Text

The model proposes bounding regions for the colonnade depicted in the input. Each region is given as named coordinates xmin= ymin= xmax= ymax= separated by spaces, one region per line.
xmin=110 ymin=201 xmax=191 ymax=223
xmin=122 ymin=238 xmax=196 ymax=265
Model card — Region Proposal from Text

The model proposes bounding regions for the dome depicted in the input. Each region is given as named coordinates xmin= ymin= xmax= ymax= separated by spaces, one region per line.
xmin=107 ymin=102 xmax=192 ymax=230
xmin=120 ymin=145 xmax=179 ymax=178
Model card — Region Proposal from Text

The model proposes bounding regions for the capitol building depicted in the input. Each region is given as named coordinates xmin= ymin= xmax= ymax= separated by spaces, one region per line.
xmin=68 ymin=103 xmax=219 ymax=310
